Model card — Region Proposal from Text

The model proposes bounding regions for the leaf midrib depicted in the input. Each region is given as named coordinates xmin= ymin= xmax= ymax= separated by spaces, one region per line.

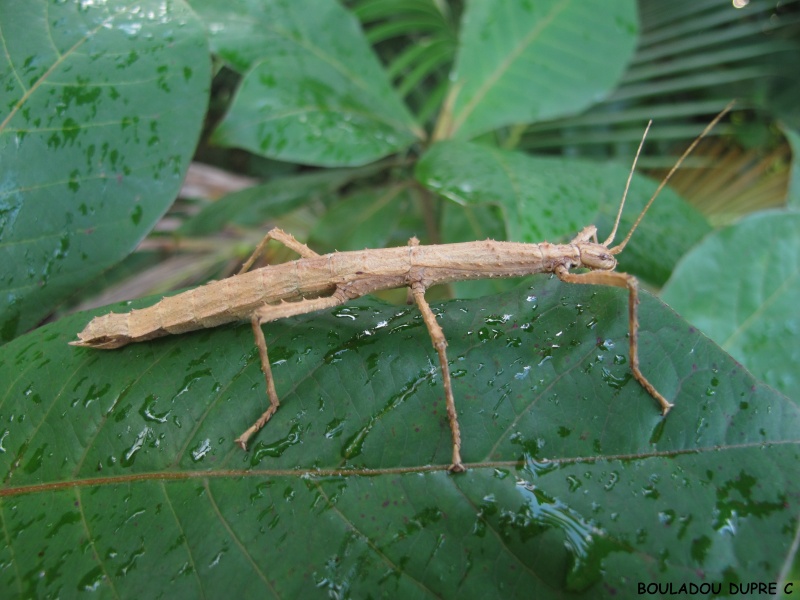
xmin=451 ymin=0 xmax=571 ymax=135
xmin=3 ymin=439 xmax=795 ymax=498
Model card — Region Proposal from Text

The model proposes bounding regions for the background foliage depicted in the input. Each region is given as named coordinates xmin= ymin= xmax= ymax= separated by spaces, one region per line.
xmin=1 ymin=0 xmax=799 ymax=597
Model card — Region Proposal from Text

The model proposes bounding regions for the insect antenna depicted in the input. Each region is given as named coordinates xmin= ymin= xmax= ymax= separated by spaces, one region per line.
xmin=609 ymin=100 xmax=736 ymax=255
xmin=602 ymin=119 xmax=652 ymax=247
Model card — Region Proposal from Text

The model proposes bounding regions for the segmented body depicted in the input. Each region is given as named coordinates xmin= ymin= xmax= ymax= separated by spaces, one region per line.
xmin=72 ymin=237 xmax=600 ymax=350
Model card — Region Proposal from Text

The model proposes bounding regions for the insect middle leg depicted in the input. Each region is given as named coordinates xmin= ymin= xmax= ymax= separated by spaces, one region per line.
xmin=409 ymin=282 xmax=465 ymax=473
xmin=235 ymin=290 xmax=348 ymax=451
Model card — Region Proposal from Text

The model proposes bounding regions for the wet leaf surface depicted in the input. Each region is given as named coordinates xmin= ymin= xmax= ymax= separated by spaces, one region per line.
xmin=0 ymin=0 xmax=210 ymax=342
xmin=662 ymin=210 xmax=800 ymax=400
xmin=1 ymin=278 xmax=796 ymax=597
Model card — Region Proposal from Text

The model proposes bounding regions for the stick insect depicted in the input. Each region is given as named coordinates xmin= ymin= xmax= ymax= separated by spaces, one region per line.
xmin=71 ymin=104 xmax=732 ymax=472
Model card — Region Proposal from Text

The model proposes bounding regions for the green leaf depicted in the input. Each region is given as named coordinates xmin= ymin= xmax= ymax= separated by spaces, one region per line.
xmin=309 ymin=186 xmax=421 ymax=253
xmin=520 ymin=0 xmax=799 ymax=165
xmin=180 ymin=165 xmax=386 ymax=237
xmin=353 ymin=0 xmax=459 ymax=108
xmin=0 ymin=0 xmax=210 ymax=343
xmin=661 ymin=210 xmax=800 ymax=400
xmin=444 ymin=0 xmax=637 ymax=139
xmin=416 ymin=140 xmax=711 ymax=285
xmin=1 ymin=279 xmax=796 ymax=597
xmin=196 ymin=0 xmax=423 ymax=166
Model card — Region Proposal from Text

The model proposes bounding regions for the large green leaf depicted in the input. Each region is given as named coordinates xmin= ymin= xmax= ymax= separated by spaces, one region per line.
xmin=661 ymin=210 xmax=800 ymax=400
xmin=0 ymin=0 xmax=210 ymax=343
xmin=443 ymin=0 xmax=637 ymax=140
xmin=416 ymin=140 xmax=711 ymax=286
xmin=1 ymin=278 xmax=796 ymax=597
xmin=194 ymin=0 xmax=423 ymax=166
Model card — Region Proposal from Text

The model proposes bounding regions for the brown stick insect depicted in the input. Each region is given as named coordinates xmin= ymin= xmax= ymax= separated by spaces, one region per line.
xmin=71 ymin=104 xmax=732 ymax=472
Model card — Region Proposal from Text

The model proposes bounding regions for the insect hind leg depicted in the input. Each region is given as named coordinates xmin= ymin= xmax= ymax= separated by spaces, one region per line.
xmin=235 ymin=314 xmax=281 ymax=450
xmin=239 ymin=228 xmax=320 ymax=275
xmin=236 ymin=291 xmax=349 ymax=450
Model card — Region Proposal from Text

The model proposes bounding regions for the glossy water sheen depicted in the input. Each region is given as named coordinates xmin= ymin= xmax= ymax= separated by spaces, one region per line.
xmin=0 ymin=279 xmax=795 ymax=597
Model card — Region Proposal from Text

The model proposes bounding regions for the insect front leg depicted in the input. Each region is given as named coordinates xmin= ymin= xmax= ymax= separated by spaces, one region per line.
xmin=554 ymin=266 xmax=674 ymax=415
xmin=235 ymin=291 xmax=349 ymax=451
xmin=409 ymin=282 xmax=465 ymax=473
xmin=238 ymin=228 xmax=320 ymax=275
